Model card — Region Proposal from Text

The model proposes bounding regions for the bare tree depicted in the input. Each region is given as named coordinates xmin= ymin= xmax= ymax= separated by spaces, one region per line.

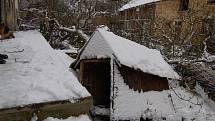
xmin=153 ymin=1 xmax=215 ymax=61
xmin=19 ymin=0 xmax=101 ymax=49
xmin=119 ymin=1 xmax=215 ymax=62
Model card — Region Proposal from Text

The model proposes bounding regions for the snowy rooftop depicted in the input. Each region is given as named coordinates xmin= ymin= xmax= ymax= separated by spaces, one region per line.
xmin=119 ymin=0 xmax=160 ymax=11
xmin=0 ymin=31 xmax=90 ymax=109
xmin=55 ymin=50 xmax=76 ymax=67
xmin=78 ymin=29 xmax=179 ymax=79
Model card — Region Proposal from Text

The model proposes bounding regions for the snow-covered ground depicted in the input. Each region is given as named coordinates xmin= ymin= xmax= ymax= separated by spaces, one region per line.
xmin=112 ymin=64 xmax=215 ymax=121
xmin=0 ymin=31 xmax=90 ymax=109
xmin=196 ymin=83 xmax=215 ymax=111
xmin=43 ymin=115 xmax=91 ymax=121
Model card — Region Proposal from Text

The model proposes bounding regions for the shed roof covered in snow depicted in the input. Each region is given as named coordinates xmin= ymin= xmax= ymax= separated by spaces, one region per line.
xmin=0 ymin=31 xmax=90 ymax=109
xmin=72 ymin=29 xmax=179 ymax=79
xmin=119 ymin=0 xmax=160 ymax=11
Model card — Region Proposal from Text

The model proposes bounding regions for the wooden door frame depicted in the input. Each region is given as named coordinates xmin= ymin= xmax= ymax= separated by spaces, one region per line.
xmin=80 ymin=58 xmax=111 ymax=107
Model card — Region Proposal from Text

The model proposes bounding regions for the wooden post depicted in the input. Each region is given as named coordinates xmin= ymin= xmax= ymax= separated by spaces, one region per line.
xmin=1 ymin=0 xmax=19 ymax=30
xmin=80 ymin=60 xmax=84 ymax=84
xmin=0 ymin=0 xmax=2 ymax=22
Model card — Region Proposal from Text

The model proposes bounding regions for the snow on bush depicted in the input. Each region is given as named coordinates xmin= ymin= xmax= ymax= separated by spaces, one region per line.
xmin=43 ymin=115 xmax=91 ymax=121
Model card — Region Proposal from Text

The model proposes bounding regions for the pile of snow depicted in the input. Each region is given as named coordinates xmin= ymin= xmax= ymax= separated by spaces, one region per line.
xmin=80 ymin=29 xmax=179 ymax=79
xmin=0 ymin=31 xmax=90 ymax=109
xmin=196 ymin=83 xmax=215 ymax=111
xmin=91 ymin=106 xmax=110 ymax=116
xmin=43 ymin=115 xmax=91 ymax=121
xmin=96 ymin=25 xmax=110 ymax=31
xmin=207 ymin=55 xmax=215 ymax=62
xmin=112 ymin=64 xmax=215 ymax=121
xmin=119 ymin=0 xmax=160 ymax=11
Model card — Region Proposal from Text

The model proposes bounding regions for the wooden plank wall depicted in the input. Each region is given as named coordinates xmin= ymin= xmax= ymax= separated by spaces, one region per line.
xmin=0 ymin=97 xmax=93 ymax=121
xmin=119 ymin=4 xmax=156 ymax=33
xmin=119 ymin=65 xmax=169 ymax=92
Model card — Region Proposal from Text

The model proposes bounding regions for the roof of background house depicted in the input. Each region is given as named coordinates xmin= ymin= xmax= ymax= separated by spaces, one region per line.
xmin=0 ymin=31 xmax=90 ymax=109
xmin=71 ymin=28 xmax=179 ymax=79
xmin=119 ymin=0 xmax=160 ymax=11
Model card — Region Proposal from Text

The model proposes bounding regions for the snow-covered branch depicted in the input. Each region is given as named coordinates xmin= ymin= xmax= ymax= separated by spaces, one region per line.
xmin=59 ymin=27 xmax=89 ymax=41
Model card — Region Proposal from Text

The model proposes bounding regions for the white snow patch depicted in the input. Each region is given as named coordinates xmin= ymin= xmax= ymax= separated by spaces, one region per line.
xmin=43 ymin=115 xmax=91 ymax=121
xmin=30 ymin=113 xmax=38 ymax=121
xmin=80 ymin=29 xmax=179 ymax=79
xmin=207 ymin=55 xmax=215 ymax=62
xmin=80 ymin=29 xmax=112 ymax=60
xmin=119 ymin=0 xmax=160 ymax=11
xmin=96 ymin=25 xmax=110 ymax=31
xmin=55 ymin=50 xmax=75 ymax=67
xmin=0 ymin=31 xmax=90 ymax=109
xmin=196 ymin=83 xmax=215 ymax=111
xmin=92 ymin=106 xmax=110 ymax=116
xmin=202 ymin=40 xmax=215 ymax=62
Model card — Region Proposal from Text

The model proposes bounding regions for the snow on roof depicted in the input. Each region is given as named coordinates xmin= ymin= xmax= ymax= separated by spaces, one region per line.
xmin=119 ymin=0 xmax=160 ymax=11
xmin=79 ymin=29 xmax=179 ymax=79
xmin=43 ymin=114 xmax=91 ymax=121
xmin=0 ymin=31 xmax=90 ymax=109
xmin=55 ymin=50 xmax=76 ymax=67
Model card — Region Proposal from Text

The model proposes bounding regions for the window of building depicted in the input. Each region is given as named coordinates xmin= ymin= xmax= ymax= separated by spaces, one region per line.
xmin=179 ymin=0 xmax=189 ymax=11
xmin=175 ymin=20 xmax=182 ymax=27
xmin=175 ymin=20 xmax=182 ymax=33
xmin=208 ymin=0 xmax=215 ymax=4
xmin=203 ymin=17 xmax=214 ymax=35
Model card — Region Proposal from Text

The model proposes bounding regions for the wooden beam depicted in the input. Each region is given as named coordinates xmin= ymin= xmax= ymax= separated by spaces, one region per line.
xmin=81 ymin=58 xmax=110 ymax=63
xmin=0 ymin=96 xmax=93 ymax=121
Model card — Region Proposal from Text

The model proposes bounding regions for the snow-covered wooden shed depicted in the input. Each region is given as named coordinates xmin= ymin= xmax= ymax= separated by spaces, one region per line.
xmin=0 ymin=31 xmax=92 ymax=121
xmin=71 ymin=29 xmax=179 ymax=120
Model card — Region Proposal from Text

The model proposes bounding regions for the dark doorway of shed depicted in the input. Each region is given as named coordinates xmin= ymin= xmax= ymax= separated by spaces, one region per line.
xmin=83 ymin=59 xmax=111 ymax=108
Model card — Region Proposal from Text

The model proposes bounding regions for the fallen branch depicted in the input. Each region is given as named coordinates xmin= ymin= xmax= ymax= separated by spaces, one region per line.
xmin=168 ymin=92 xmax=176 ymax=113
xmin=169 ymin=85 xmax=202 ymax=106
xmin=168 ymin=59 xmax=215 ymax=64
xmin=4 ymin=49 xmax=25 ymax=53
xmin=59 ymin=27 xmax=89 ymax=42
